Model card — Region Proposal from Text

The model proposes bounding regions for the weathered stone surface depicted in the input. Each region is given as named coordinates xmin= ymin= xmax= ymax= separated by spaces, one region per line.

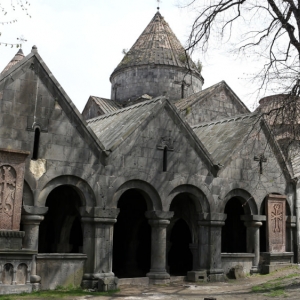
xmin=266 ymin=194 xmax=286 ymax=253
xmin=0 ymin=149 xmax=28 ymax=231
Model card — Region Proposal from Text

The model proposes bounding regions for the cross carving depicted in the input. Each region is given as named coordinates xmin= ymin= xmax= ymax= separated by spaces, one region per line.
xmin=254 ymin=154 xmax=267 ymax=174
xmin=271 ymin=204 xmax=283 ymax=233
xmin=0 ymin=166 xmax=16 ymax=217
xmin=157 ymin=132 xmax=174 ymax=151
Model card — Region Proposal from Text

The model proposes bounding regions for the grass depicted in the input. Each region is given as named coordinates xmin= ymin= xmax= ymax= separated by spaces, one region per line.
xmin=0 ymin=285 xmax=119 ymax=300
xmin=251 ymin=272 xmax=300 ymax=297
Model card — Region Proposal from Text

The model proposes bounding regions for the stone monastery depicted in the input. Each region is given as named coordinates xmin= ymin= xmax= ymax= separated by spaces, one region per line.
xmin=0 ymin=10 xmax=299 ymax=294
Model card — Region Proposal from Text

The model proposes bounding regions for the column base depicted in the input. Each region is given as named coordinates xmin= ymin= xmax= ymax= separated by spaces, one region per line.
xmin=208 ymin=269 xmax=225 ymax=282
xmin=250 ymin=266 xmax=259 ymax=274
xmin=146 ymin=271 xmax=170 ymax=285
xmin=187 ymin=270 xmax=207 ymax=282
xmin=82 ymin=272 xmax=118 ymax=290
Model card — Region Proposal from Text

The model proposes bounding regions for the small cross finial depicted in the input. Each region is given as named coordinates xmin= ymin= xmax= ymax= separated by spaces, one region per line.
xmin=157 ymin=0 xmax=161 ymax=10
xmin=17 ymin=35 xmax=27 ymax=48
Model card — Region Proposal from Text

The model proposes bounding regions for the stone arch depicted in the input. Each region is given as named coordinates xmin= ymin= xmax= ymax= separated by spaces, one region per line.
xmin=37 ymin=175 xmax=96 ymax=208
xmin=165 ymin=184 xmax=211 ymax=213
xmin=112 ymin=179 xmax=162 ymax=211
xmin=22 ymin=180 xmax=34 ymax=206
xmin=221 ymin=188 xmax=258 ymax=215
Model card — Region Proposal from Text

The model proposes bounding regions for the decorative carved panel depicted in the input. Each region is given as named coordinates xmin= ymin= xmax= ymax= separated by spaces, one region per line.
xmin=0 ymin=149 xmax=29 ymax=231
xmin=266 ymin=194 xmax=286 ymax=253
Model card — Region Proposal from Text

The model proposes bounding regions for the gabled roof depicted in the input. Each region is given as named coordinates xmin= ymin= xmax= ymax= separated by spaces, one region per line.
xmin=0 ymin=46 xmax=106 ymax=162
xmin=87 ymin=96 xmax=220 ymax=175
xmin=192 ymin=113 xmax=257 ymax=166
xmin=87 ymin=97 xmax=164 ymax=151
xmin=1 ymin=48 xmax=25 ymax=75
xmin=175 ymin=80 xmax=250 ymax=113
xmin=88 ymin=96 xmax=120 ymax=114
xmin=111 ymin=11 xmax=199 ymax=78
xmin=192 ymin=113 xmax=292 ymax=179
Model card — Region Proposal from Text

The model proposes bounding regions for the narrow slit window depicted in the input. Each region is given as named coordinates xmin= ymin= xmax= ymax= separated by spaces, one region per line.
xmin=181 ymin=83 xmax=185 ymax=99
xmin=163 ymin=146 xmax=168 ymax=172
xmin=32 ymin=128 xmax=40 ymax=160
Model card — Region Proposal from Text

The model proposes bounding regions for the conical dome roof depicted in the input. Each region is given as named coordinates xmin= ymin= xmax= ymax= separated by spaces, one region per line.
xmin=1 ymin=48 xmax=25 ymax=74
xmin=111 ymin=11 xmax=198 ymax=76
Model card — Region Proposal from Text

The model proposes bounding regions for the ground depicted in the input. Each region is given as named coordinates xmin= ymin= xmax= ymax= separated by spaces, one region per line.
xmin=1 ymin=266 xmax=300 ymax=300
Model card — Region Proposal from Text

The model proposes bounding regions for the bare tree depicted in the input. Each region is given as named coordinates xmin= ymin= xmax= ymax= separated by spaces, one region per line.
xmin=0 ymin=0 xmax=31 ymax=47
xmin=183 ymin=0 xmax=300 ymax=151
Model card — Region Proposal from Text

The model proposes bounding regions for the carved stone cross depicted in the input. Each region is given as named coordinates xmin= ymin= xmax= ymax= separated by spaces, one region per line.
xmin=254 ymin=154 xmax=267 ymax=174
xmin=271 ymin=204 xmax=283 ymax=233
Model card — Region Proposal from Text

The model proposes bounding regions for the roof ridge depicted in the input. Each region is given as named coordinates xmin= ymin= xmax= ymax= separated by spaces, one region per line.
xmin=192 ymin=112 xmax=257 ymax=128
xmin=87 ymin=96 xmax=164 ymax=123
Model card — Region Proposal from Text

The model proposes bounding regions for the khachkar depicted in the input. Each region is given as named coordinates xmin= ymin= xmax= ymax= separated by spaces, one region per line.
xmin=262 ymin=194 xmax=294 ymax=274
xmin=0 ymin=148 xmax=37 ymax=295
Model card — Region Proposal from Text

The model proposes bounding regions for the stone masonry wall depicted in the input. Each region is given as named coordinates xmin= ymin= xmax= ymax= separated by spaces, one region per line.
xmin=110 ymin=65 xmax=203 ymax=103
xmin=181 ymin=88 xmax=248 ymax=126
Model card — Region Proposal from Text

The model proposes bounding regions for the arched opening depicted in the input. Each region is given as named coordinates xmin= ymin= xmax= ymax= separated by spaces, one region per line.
xmin=222 ymin=197 xmax=246 ymax=253
xmin=38 ymin=185 xmax=83 ymax=253
xmin=32 ymin=127 xmax=40 ymax=160
xmin=113 ymin=189 xmax=151 ymax=278
xmin=168 ymin=219 xmax=192 ymax=275
xmin=168 ymin=193 xmax=194 ymax=275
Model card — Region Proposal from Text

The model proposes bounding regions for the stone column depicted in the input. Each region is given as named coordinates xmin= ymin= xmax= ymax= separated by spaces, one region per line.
xmin=145 ymin=211 xmax=174 ymax=284
xmin=21 ymin=205 xmax=48 ymax=251
xmin=80 ymin=207 xmax=119 ymax=291
xmin=197 ymin=213 xmax=226 ymax=282
xmin=286 ymin=216 xmax=296 ymax=253
xmin=241 ymin=215 xmax=265 ymax=273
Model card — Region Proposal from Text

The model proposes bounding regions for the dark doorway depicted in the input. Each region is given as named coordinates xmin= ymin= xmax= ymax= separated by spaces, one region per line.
xmin=168 ymin=194 xmax=194 ymax=275
xmin=168 ymin=219 xmax=192 ymax=275
xmin=260 ymin=199 xmax=267 ymax=252
xmin=39 ymin=185 xmax=83 ymax=253
xmin=113 ymin=189 xmax=151 ymax=278
xmin=222 ymin=197 xmax=246 ymax=253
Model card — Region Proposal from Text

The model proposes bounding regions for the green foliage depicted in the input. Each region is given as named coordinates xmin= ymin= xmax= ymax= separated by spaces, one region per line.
xmin=0 ymin=287 xmax=119 ymax=300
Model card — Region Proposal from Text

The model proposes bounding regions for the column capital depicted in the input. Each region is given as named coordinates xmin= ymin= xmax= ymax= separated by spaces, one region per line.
xmin=21 ymin=214 xmax=44 ymax=224
xmin=22 ymin=205 xmax=48 ymax=216
xmin=80 ymin=207 xmax=120 ymax=219
xmin=81 ymin=217 xmax=117 ymax=224
xmin=240 ymin=215 xmax=266 ymax=222
xmin=244 ymin=221 xmax=263 ymax=228
xmin=145 ymin=210 xmax=174 ymax=220
xmin=197 ymin=213 xmax=226 ymax=227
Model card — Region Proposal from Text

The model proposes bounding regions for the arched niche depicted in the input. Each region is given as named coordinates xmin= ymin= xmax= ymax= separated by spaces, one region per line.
xmin=38 ymin=185 xmax=83 ymax=253
xmin=113 ymin=188 xmax=151 ymax=278
xmin=37 ymin=175 xmax=96 ymax=208
xmin=2 ymin=263 xmax=13 ymax=285
xmin=16 ymin=263 xmax=28 ymax=285
xmin=112 ymin=179 xmax=162 ymax=211
xmin=166 ymin=184 xmax=211 ymax=214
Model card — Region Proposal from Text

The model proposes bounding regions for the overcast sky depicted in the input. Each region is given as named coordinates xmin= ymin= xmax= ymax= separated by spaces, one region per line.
xmin=0 ymin=0 xmax=262 ymax=112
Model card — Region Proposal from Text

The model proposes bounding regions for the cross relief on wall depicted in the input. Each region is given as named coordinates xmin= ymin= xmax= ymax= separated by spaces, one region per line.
xmin=271 ymin=204 xmax=283 ymax=233
xmin=0 ymin=165 xmax=16 ymax=229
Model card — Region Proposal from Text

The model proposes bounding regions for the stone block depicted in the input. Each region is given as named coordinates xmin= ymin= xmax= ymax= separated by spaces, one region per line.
xmin=187 ymin=270 xmax=207 ymax=282
xmin=98 ymin=277 xmax=119 ymax=291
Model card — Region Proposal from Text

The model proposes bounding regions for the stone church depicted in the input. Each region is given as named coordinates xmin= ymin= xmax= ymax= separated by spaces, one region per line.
xmin=0 ymin=10 xmax=298 ymax=294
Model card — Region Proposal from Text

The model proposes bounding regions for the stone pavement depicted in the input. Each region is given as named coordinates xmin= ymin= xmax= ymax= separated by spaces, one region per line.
xmin=69 ymin=267 xmax=300 ymax=300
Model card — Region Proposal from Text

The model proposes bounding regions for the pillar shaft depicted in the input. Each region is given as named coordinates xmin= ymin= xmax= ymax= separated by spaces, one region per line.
xmin=145 ymin=210 xmax=174 ymax=284
xmin=244 ymin=221 xmax=262 ymax=268
xmin=81 ymin=217 xmax=116 ymax=278
xmin=21 ymin=215 xmax=44 ymax=251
